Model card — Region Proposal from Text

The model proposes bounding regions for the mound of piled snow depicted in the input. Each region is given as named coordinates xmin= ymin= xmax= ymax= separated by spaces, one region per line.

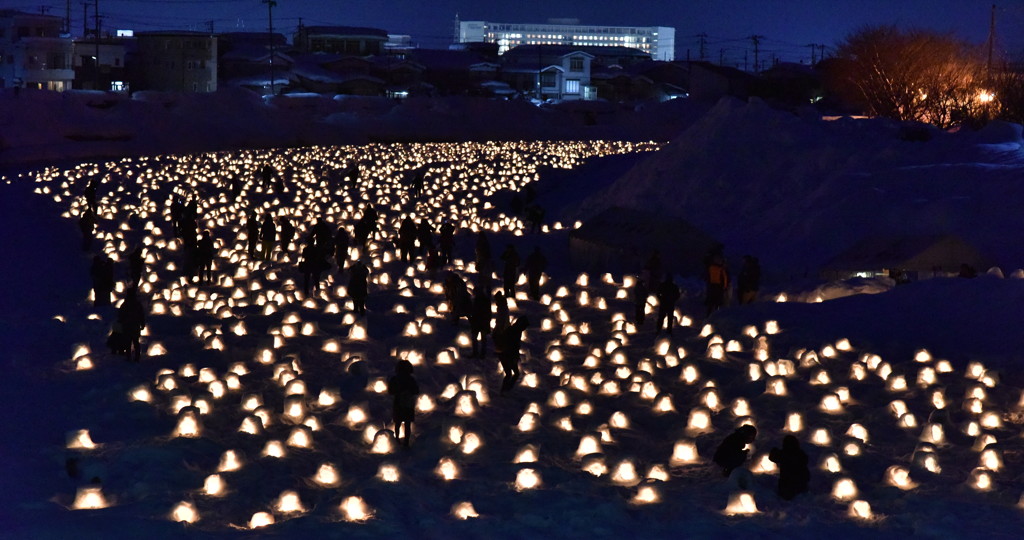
xmin=572 ymin=98 xmax=1024 ymax=280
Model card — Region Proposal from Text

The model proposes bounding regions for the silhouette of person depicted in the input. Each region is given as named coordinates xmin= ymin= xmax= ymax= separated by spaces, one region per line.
xmin=398 ymin=216 xmax=417 ymax=262
xmin=197 ymin=231 xmax=215 ymax=284
xmin=388 ymin=359 xmax=420 ymax=447
xmin=128 ymin=246 xmax=145 ymax=285
xmin=493 ymin=290 xmax=510 ymax=335
xmin=494 ymin=316 xmax=529 ymax=394
xmin=525 ymin=246 xmax=546 ymax=300
xmin=633 ymin=277 xmax=648 ymax=326
xmin=417 ymin=220 xmax=434 ymax=256
xmin=348 ymin=260 xmax=370 ymax=315
xmin=713 ymin=425 xmax=757 ymax=477
xmin=705 ymin=248 xmax=729 ymax=316
xmin=769 ymin=435 xmax=810 ymax=500
xmin=279 ymin=218 xmax=296 ymax=256
xmin=90 ymin=254 xmax=115 ymax=307
xmin=500 ymin=244 xmax=520 ymax=298
xmin=737 ymin=255 xmax=760 ymax=305
xmin=78 ymin=209 xmax=97 ymax=251
xmin=334 ymin=226 xmax=350 ymax=273
xmin=475 ymin=231 xmax=491 ymax=269
xmin=244 ymin=209 xmax=260 ymax=258
xmin=439 ymin=220 xmax=455 ymax=265
xmin=469 ymin=287 xmax=493 ymax=358
xmin=655 ymin=274 xmax=681 ymax=335
xmin=260 ymin=214 xmax=276 ymax=260
xmin=117 ymin=288 xmax=146 ymax=363
xmin=300 ymin=242 xmax=329 ymax=296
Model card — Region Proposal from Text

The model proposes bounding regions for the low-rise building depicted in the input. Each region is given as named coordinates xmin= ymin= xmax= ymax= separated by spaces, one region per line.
xmin=134 ymin=31 xmax=217 ymax=92
xmin=293 ymin=26 xmax=387 ymax=56
xmin=501 ymin=45 xmax=595 ymax=101
xmin=0 ymin=10 xmax=73 ymax=90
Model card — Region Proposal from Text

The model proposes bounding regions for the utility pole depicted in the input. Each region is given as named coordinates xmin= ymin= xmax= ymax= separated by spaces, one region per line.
xmin=697 ymin=32 xmax=707 ymax=61
xmin=806 ymin=43 xmax=817 ymax=65
xmin=94 ymin=0 xmax=100 ymax=90
xmin=749 ymin=35 xmax=764 ymax=73
xmin=39 ymin=6 xmax=50 ymax=15
xmin=262 ymin=0 xmax=277 ymax=96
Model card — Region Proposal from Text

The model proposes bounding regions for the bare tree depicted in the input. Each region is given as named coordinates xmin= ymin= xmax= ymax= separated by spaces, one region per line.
xmin=826 ymin=26 xmax=987 ymax=128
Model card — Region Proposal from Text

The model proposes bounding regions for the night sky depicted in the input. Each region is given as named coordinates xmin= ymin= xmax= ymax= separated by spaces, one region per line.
xmin=8 ymin=0 xmax=1024 ymax=63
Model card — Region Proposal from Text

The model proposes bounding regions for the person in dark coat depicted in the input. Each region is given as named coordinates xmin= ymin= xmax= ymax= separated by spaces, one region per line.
xmin=117 ymin=288 xmax=146 ymax=363
xmin=443 ymin=272 xmax=472 ymax=324
xmin=494 ymin=316 xmax=529 ymax=394
xmin=439 ymin=220 xmax=455 ymax=265
xmin=475 ymin=231 xmax=491 ymax=269
xmin=769 ymin=435 xmax=810 ymax=500
xmin=705 ymin=248 xmax=729 ymax=316
xmin=500 ymin=244 xmax=520 ymax=298
xmin=398 ymin=216 xmax=417 ymax=262
xmin=78 ymin=209 xmax=97 ymax=251
xmin=348 ymin=260 xmax=370 ymax=315
xmin=196 ymin=232 xmax=215 ymax=284
xmin=524 ymin=246 xmax=546 ymax=300
xmin=633 ymin=277 xmax=648 ymax=326
xmin=128 ymin=246 xmax=145 ymax=285
xmin=90 ymin=254 xmax=115 ymax=307
xmin=279 ymin=218 xmax=296 ymax=256
xmin=387 ymin=359 xmax=420 ymax=447
xmin=493 ymin=290 xmax=510 ymax=335
xmin=713 ymin=425 xmax=757 ymax=477
xmin=244 ymin=209 xmax=260 ymax=258
xmin=737 ymin=255 xmax=761 ymax=305
xmin=299 ymin=242 xmax=329 ymax=295
xmin=469 ymin=288 xmax=493 ymax=359
xmin=259 ymin=215 xmax=276 ymax=260
xmin=416 ymin=220 xmax=434 ymax=256
xmin=334 ymin=226 xmax=350 ymax=273
xmin=644 ymin=250 xmax=663 ymax=287
xmin=655 ymin=274 xmax=681 ymax=335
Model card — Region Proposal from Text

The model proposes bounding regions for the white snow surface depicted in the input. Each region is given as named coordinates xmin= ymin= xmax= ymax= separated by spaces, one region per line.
xmin=2 ymin=134 xmax=1024 ymax=536
xmin=1 ymin=95 xmax=1024 ymax=539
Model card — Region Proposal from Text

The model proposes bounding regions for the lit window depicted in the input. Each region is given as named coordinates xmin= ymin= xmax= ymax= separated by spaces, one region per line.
xmin=565 ymin=79 xmax=580 ymax=94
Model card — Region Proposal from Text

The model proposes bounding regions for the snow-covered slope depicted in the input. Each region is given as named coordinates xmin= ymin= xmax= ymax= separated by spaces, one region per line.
xmin=3 ymin=140 xmax=1023 ymax=538
xmin=571 ymin=98 xmax=1024 ymax=280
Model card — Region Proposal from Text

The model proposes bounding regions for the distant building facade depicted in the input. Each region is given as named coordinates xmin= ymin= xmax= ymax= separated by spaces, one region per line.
xmin=0 ymin=10 xmax=74 ymax=90
xmin=500 ymin=45 xmax=595 ymax=101
xmin=134 ymin=31 xmax=217 ymax=92
xmin=293 ymin=26 xmax=388 ymax=56
xmin=459 ymin=19 xmax=675 ymax=61
xmin=72 ymin=38 xmax=129 ymax=91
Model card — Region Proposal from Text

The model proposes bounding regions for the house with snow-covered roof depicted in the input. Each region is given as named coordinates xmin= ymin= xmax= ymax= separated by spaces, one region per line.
xmin=500 ymin=44 xmax=596 ymax=101
xmin=134 ymin=31 xmax=217 ymax=93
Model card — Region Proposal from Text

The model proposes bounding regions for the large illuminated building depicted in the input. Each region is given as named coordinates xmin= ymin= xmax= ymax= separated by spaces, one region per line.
xmin=458 ymin=19 xmax=675 ymax=61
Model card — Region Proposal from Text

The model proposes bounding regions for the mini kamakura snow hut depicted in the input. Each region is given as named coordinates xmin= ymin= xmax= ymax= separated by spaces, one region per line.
xmin=820 ymin=234 xmax=991 ymax=281
xmin=569 ymin=206 xmax=720 ymax=278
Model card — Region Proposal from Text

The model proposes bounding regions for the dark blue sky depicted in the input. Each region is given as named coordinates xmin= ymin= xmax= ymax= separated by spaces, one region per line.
xmin=10 ymin=0 xmax=1024 ymax=63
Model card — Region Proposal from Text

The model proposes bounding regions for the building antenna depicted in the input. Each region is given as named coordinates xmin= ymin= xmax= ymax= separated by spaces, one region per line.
xmin=697 ymin=32 xmax=707 ymax=61
xmin=749 ymin=35 xmax=764 ymax=73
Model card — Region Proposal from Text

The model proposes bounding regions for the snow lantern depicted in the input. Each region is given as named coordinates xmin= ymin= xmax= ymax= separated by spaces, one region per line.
xmin=262 ymin=440 xmax=286 ymax=458
xmin=848 ymin=500 xmax=873 ymax=520
xmin=435 ymin=458 xmax=460 ymax=481
xmin=765 ymin=377 xmax=788 ymax=396
xmin=452 ymin=501 xmax=480 ymax=520
xmin=670 ymin=439 xmax=700 ymax=466
xmin=173 ymin=408 xmax=202 ymax=438
xmin=313 ymin=463 xmax=340 ymax=487
xmin=920 ymin=423 xmax=946 ymax=445
xmin=274 ymin=490 xmax=305 ymax=514
xmin=723 ymin=492 xmax=759 ymax=515
xmin=66 ymin=429 xmax=98 ymax=450
xmin=202 ymin=474 xmax=225 ymax=497
xmin=784 ymin=412 xmax=804 ymax=433
xmin=248 ymin=511 xmax=274 ymax=529
xmin=287 ymin=426 xmax=313 ymax=448
xmin=611 ymin=460 xmax=640 ymax=486
xmin=517 ymin=412 xmax=539 ymax=433
xmin=71 ymin=486 xmax=109 ymax=510
xmin=885 ymin=465 xmax=916 ymax=489
xmin=514 ymin=468 xmax=541 ymax=491
xmin=217 ymin=450 xmax=243 ymax=472
xmin=170 ymin=501 xmax=198 ymax=523
xmin=371 ymin=430 xmax=395 ymax=454
xmin=515 ymin=445 xmax=539 ymax=464
xmin=340 ymin=496 xmax=373 ymax=521
xmin=832 ymin=478 xmax=858 ymax=500
xmin=969 ymin=468 xmax=993 ymax=491
xmin=632 ymin=484 xmax=661 ymax=505
xmin=686 ymin=407 xmax=713 ymax=434
xmin=377 ymin=463 xmax=400 ymax=482
xmin=820 ymin=394 xmax=844 ymax=413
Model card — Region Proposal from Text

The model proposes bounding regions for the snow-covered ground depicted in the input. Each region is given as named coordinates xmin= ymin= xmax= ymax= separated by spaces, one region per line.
xmin=3 ymin=94 xmax=1024 ymax=538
